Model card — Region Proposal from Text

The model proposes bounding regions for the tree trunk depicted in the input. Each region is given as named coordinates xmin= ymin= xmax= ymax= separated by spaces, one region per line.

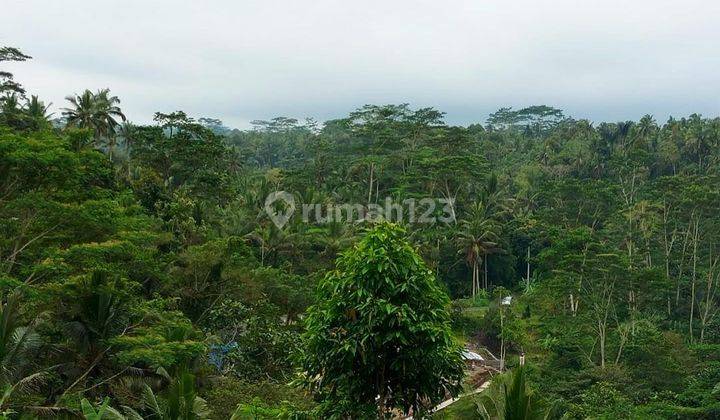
xmin=499 ymin=307 xmax=505 ymax=371
xmin=367 ymin=162 xmax=374 ymax=204
xmin=689 ymin=218 xmax=699 ymax=342
xmin=598 ymin=319 xmax=606 ymax=369
xmin=676 ymin=218 xmax=694 ymax=308
xmin=472 ymin=260 xmax=477 ymax=297
xmin=699 ymin=256 xmax=718 ymax=343
xmin=484 ymin=255 xmax=489 ymax=290
xmin=526 ymin=246 xmax=531 ymax=291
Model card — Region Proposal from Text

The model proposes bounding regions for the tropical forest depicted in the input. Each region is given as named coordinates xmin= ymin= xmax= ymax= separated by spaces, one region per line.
xmin=1 ymin=46 xmax=719 ymax=419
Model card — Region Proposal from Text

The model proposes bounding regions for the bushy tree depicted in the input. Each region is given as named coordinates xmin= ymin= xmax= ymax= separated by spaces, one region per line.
xmin=300 ymin=223 xmax=464 ymax=418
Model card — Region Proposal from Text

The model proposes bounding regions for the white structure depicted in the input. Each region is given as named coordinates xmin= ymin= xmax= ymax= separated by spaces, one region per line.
xmin=461 ymin=349 xmax=484 ymax=362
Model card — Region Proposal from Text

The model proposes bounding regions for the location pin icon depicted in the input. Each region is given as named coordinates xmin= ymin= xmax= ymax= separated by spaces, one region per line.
xmin=264 ymin=191 xmax=296 ymax=228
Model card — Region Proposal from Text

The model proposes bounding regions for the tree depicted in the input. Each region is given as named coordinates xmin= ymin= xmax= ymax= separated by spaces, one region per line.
xmin=0 ymin=94 xmax=24 ymax=128
xmin=25 ymin=95 xmax=52 ymax=122
xmin=63 ymin=89 xmax=126 ymax=153
xmin=477 ymin=366 xmax=551 ymax=420
xmin=458 ymin=202 xmax=501 ymax=296
xmin=62 ymin=91 xmax=98 ymax=132
xmin=93 ymin=88 xmax=126 ymax=157
xmin=80 ymin=372 xmax=210 ymax=420
xmin=0 ymin=291 xmax=45 ymax=414
xmin=140 ymin=372 xmax=210 ymax=420
xmin=486 ymin=105 xmax=565 ymax=135
xmin=300 ymin=223 xmax=464 ymax=418
xmin=0 ymin=47 xmax=31 ymax=98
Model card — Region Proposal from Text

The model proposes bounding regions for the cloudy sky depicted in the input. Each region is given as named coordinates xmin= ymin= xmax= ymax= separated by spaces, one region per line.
xmin=2 ymin=0 xmax=719 ymax=128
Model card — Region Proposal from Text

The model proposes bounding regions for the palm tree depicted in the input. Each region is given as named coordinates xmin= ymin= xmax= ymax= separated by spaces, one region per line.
xmin=632 ymin=114 xmax=657 ymax=152
xmin=539 ymin=136 xmax=560 ymax=166
xmin=309 ymin=221 xmax=354 ymax=258
xmin=245 ymin=224 xmax=290 ymax=266
xmin=476 ymin=366 xmax=551 ymax=420
xmin=25 ymin=95 xmax=52 ymax=121
xmin=62 ymin=88 xmax=126 ymax=157
xmin=54 ymin=272 xmax=129 ymax=404
xmin=457 ymin=202 xmax=500 ymax=296
xmin=1 ymin=94 xmax=53 ymax=130
xmin=65 ymin=271 xmax=124 ymax=356
xmin=118 ymin=121 xmax=138 ymax=153
xmin=63 ymin=90 xmax=96 ymax=131
xmin=80 ymin=397 xmax=139 ymax=420
xmin=93 ymin=89 xmax=126 ymax=138
xmin=683 ymin=114 xmax=712 ymax=169
xmin=0 ymin=292 xmax=45 ymax=413
xmin=0 ymin=292 xmax=41 ymax=384
xmin=80 ymin=371 xmax=209 ymax=419
xmin=0 ymin=93 xmax=24 ymax=127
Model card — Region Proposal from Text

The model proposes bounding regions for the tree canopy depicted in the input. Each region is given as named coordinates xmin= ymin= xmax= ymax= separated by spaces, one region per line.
xmin=0 ymin=45 xmax=719 ymax=419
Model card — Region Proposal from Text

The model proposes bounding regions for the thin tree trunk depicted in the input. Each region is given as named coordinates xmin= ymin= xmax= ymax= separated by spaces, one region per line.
xmin=615 ymin=324 xmax=629 ymax=364
xmin=499 ymin=306 xmax=505 ymax=370
xmin=484 ymin=255 xmax=489 ymax=290
xmin=367 ymin=162 xmax=374 ymax=204
xmin=676 ymin=217 xmax=694 ymax=307
xmin=699 ymin=256 xmax=718 ymax=343
xmin=472 ymin=260 xmax=477 ymax=297
xmin=689 ymin=218 xmax=699 ymax=341
xmin=663 ymin=201 xmax=677 ymax=315
xmin=599 ymin=319 xmax=606 ymax=369
xmin=526 ymin=246 xmax=531 ymax=291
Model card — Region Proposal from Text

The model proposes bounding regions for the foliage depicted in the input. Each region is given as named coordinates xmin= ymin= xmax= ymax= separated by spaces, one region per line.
xmin=299 ymin=223 xmax=465 ymax=418
xmin=203 ymin=377 xmax=314 ymax=420
xmin=2 ymin=49 xmax=720 ymax=417
xmin=476 ymin=366 xmax=552 ymax=420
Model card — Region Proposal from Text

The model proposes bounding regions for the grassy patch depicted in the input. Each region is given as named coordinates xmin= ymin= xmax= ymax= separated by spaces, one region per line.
xmin=451 ymin=296 xmax=489 ymax=342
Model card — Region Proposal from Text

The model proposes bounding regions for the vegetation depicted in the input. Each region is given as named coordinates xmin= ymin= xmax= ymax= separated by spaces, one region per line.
xmin=1 ymin=46 xmax=719 ymax=418
xmin=300 ymin=223 xmax=464 ymax=418
xmin=476 ymin=367 xmax=551 ymax=420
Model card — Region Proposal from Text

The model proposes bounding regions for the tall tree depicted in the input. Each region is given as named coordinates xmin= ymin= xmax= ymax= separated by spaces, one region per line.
xmin=62 ymin=89 xmax=126 ymax=154
xmin=458 ymin=202 xmax=501 ymax=295
xmin=0 ymin=47 xmax=31 ymax=98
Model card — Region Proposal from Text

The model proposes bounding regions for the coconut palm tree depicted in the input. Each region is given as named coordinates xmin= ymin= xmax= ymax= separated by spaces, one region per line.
xmin=245 ymin=224 xmax=301 ymax=267
xmin=632 ymin=114 xmax=658 ymax=152
xmin=93 ymin=89 xmax=126 ymax=138
xmin=25 ymin=95 xmax=52 ymax=121
xmin=62 ymin=88 xmax=126 ymax=157
xmin=0 ymin=93 xmax=23 ymax=127
xmin=457 ymin=202 xmax=500 ymax=296
xmin=118 ymin=121 xmax=138 ymax=153
xmin=63 ymin=90 xmax=96 ymax=131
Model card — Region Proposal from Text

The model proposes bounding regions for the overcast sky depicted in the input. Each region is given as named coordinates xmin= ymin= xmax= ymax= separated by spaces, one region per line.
xmin=2 ymin=0 xmax=719 ymax=128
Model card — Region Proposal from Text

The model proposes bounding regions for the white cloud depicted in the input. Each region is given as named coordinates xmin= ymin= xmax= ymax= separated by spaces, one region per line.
xmin=2 ymin=0 xmax=719 ymax=127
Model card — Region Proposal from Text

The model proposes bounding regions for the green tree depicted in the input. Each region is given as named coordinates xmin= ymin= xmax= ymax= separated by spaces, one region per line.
xmin=0 ymin=292 xmax=44 ymax=413
xmin=80 ymin=372 xmax=210 ymax=420
xmin=477 ymin=366 xmax=551 ymax=420
xmin=300 ymin=223 xmax=464 ymax=418
xmin=0 ymin=47 xmax=31 ymax=97
xmin=457 ymin=202 xmax=501 ymax=295
xmin=62 ymin=89 xmax=126 ymax=154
